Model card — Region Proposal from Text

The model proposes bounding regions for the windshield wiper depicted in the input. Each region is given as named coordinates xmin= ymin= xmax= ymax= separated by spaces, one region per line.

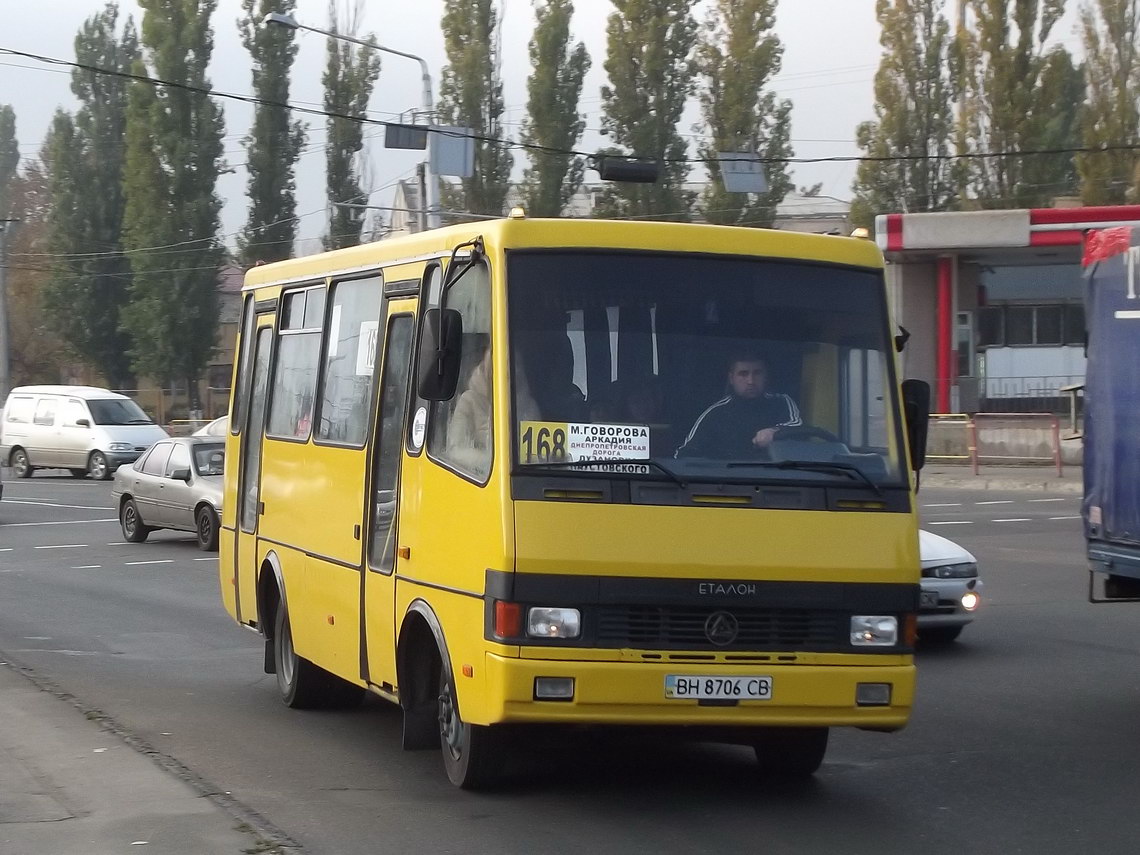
xmin=726 ymin=459 xmax=882 ymax=496
xmin=524 ymin=457 xmax=686 ymax=487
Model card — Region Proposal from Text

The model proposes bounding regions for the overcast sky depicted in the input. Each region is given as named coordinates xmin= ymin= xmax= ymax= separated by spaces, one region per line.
xmin=2 ymin=0 xmax=1085 ymax=253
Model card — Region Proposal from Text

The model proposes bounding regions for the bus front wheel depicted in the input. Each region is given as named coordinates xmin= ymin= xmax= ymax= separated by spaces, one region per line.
xmin=274 ymin=602 xmax=329 ymax=709
xmin=438 ymin=666 xmax=503 ymax=790
xmin=752 ymin=727 xmax=829 ymax=779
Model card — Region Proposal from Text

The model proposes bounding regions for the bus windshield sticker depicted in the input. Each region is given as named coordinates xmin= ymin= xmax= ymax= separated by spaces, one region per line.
xmin=518 ymin=421 xmax=651 ymax=464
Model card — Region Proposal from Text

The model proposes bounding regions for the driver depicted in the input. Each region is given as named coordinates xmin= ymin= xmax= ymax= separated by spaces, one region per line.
xmin=674 ymin=353 xmax=802 ymax=459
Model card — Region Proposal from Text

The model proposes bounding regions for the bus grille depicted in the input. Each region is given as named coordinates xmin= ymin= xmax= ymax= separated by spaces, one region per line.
xmin=596 ymin=605 xmax=845 ymax=651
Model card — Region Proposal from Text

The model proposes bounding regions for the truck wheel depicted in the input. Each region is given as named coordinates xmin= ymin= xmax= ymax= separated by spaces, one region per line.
xmin=120 ymin=498 xmax=151 ymax=543
xmin=439 ymin=664 xmax=504 ymax=789
xmin=88 ymin=451 xmax=111 ymax=481
xmin=753 ymin=727 xmax=829 ymax=779
xmin=11 ymin=448 xmax=33 ymax=478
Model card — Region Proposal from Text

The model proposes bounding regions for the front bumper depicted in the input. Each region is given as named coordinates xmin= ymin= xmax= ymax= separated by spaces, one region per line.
xmin=105 ymin=451 xmax=143 ymax=470
xmin=918 ymin=578 xmax=982 ymax=628
xmin=477 ymin=653 xmax=914 ymax=730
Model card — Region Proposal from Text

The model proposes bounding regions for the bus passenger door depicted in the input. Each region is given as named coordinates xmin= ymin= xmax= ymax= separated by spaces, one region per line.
xmin=362 ymin=304 xmax=416 ymax=688
xmin=234 ymin=323 xmax=274 ymax=624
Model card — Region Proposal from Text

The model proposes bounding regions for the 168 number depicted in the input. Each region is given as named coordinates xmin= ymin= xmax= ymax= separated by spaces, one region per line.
xmin=521 ymin=426 xmax=567 ymax=462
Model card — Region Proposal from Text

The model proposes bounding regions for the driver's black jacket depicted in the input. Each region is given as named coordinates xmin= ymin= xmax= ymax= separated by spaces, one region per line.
xmin=674 ymin=392 xmax=802 ymax=459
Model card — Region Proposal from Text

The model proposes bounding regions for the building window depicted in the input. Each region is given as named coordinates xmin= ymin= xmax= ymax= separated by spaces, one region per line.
xmin=975 ymin=303 xmax=1085 ymax=348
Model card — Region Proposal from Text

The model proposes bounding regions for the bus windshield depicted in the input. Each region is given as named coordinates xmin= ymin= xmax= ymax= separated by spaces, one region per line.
xmin=508 ymin=250 xmax=906 ymax=488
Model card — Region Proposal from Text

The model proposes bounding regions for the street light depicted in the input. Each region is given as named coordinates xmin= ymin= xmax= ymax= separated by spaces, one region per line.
xmin=264 ymin=11 xmax=440 ymax=231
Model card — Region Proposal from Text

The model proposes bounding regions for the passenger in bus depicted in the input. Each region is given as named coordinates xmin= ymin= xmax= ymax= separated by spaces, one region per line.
xmin=450 ymin=344 xmax=494 ymax=455
xmin=528 ymin=333 xmax=586 ymax=422
xmin=674 ymin=353 xmax=801 ymax=459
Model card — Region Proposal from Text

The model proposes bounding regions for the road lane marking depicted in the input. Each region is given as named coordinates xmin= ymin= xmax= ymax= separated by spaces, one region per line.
xmin=0 ymin=548 xmax=11 ymax=553
xmin=193 ymin=557 xmax=218 ymax=562
xmin=1028 ymin=498 xmax=1067 ymax=503
xmin=72 ymin=565 xmax=102 ymax=569
xmin=34 ymin=544 xmax=88 ymax=550
xmin=923 ymin=503 xmax=962 ymax=507
xmin=3 ymin=518 xmax=118 ymax=528
xmin=993 ymin=518 xmax=1032 ymax=523
xmin=1 ymin=499 xmax=112 ymax=510
xmin=125 ymin=559 xmax=174 ymax=566
xmin=106 ymin=542 xmax=130 ymax=546
xmin=1049 ymin=515 xmax=1082 ymax=521
xmin=976 ymin=500 xmax=1014 ymax=505
xmin=929 ymin=521 xmax=973 ymax=526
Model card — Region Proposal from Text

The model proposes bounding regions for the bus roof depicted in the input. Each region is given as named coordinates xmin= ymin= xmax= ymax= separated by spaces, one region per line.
xmin=242 ymin=218 xmax=884 ymax=292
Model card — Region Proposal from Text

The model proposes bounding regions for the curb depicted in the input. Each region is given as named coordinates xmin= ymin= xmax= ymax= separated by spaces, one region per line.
xmin=923 ymin=475 xmax=1083 ymax=493
xmin=0 ymin=654 xmax=302 ymax=853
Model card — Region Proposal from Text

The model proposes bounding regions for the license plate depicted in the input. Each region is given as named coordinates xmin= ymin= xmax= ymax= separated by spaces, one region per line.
xmin=664 ymin=675 xmax=772 ymax=700
xmin=920 ymin=589 xmax=940 ymax=609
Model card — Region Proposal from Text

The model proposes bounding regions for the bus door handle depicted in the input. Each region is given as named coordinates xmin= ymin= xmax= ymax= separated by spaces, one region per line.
xmin=258 ymin=501 xmax=265 ymax=515
xmin=353 ymin=524 xmax=361 ymax=540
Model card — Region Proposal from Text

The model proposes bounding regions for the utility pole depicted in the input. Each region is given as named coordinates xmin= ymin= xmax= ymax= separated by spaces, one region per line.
xmin=263 ymin=12 xmax=441 ymax=230
xmin=0 ymin=219 xmax=17 ymax=400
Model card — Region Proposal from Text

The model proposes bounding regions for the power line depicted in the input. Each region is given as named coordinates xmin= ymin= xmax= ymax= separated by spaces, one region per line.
xmin=6 ymin=45 xmax=1140 ymax=169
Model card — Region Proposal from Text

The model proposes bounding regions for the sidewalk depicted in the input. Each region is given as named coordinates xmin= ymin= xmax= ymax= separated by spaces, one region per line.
xmin=0 ymin=660 xmax=285 ymax=855
xmin=922 ymin=463 xmax=1083 ymax=493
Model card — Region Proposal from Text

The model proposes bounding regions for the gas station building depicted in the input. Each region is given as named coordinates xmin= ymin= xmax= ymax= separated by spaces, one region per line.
xmin=875 ymin=205 xmax=1140 ymax=414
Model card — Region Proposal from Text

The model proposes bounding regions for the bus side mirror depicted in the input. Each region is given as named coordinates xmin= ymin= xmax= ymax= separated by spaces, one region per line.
xmin=901 ymin=379 xmax=930 ymax=471
xmin=417 ymin=308 xmax=463 ymax=401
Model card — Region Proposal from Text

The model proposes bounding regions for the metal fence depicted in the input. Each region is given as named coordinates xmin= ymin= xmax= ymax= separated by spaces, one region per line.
xmin=928 ymin=412 xmax=1064 ymax=475
xmin=972 ymin=374 xmax=1085 ymax=415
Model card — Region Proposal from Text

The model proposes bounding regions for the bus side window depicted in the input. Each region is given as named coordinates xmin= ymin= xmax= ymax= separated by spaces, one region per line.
xmin=426 ymin=262 xmax=493 ymax=482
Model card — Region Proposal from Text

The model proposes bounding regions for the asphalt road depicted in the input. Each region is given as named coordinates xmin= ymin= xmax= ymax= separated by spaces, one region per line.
xmin=1 ymin=473 xmax=1137 ymax=855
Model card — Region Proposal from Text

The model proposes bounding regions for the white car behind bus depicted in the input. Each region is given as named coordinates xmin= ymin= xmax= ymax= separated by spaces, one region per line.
xmin=0 ymin=386 xmax=168 ymax=480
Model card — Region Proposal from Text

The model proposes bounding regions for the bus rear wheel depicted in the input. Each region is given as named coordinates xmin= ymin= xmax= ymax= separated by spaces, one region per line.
xmin=438 ymin=666 xmax=504 ymax=790
xmin=752 ymin=727 xmax=829 ymax=779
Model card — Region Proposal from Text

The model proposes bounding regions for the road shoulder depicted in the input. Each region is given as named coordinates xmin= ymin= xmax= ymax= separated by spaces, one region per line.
xmin=0 ymin=658 xmax=284 ymax=855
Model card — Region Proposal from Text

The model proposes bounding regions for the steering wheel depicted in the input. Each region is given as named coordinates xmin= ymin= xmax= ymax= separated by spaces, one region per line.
xmin=772 ymin=425 xmax=843 ymax=444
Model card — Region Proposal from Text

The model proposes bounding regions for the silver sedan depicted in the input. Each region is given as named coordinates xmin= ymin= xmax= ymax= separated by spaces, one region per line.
xmin=918 ymin=529 xmax=983 ymax=643
xmin=111 ymin=437 xmax=224 ymax=551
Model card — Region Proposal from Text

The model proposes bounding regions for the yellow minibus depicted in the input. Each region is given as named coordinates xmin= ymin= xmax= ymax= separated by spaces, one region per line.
xmin=220 ymin=215 xmax=930 ymax=788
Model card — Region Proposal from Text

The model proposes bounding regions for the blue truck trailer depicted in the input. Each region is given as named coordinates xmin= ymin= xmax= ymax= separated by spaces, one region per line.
xmin=1083 ymin=227 xmax=1140 ymax=602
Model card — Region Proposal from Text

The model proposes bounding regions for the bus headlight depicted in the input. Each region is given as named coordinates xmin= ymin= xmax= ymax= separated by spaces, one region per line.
xmin=850 ymin=615 xmax=898 ymax=646
xmin=527 ymin=607 xmax=581 ymax=639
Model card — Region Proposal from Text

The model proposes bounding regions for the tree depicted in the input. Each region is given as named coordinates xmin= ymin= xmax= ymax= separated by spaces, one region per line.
xmin=322 ymin=1 xmax=380 ymax=250
xmin=41 ymin=5 xmax=139 ymax=388
xmin=851 ymin=0 xmax=956 ymax=228
xmin=598 ymin=0 xmax=698 ymax=220
xmin=1077 ymin=0 xmax=1140 ymax=204
xmin=5 ymin=157 xmax=69 ymax=385
xmin=956 ymin=0 xmax=1082 ymax=208
xmin=238 ymin=0 xmax=306 ymax=263
xmin=121 ymin=0 xmax=226 ymax=402
xmin=438 ymin=0 xmax=514 ymax=217
xmin=697 ymin=0 xmax=793 ymax=227
xmin=520 ymin=0 xmax=591 ymax=217
xmin=0 ymin=105 xmax=17 ymax=216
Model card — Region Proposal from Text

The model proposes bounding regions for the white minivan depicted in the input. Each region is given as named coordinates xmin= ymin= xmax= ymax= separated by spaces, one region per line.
xmin=0 ymin=386 xmax=169 ymax=480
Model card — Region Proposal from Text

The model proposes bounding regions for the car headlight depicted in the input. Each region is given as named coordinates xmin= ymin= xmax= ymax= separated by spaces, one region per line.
xmin=921 ymin=562 xmax=978 ymax=579
xmin=108 ymin=442 xmax=133 ymax=452
xmin=850 ymin=615 xmax=899 ymax=646
xmin=526 ymin=607 xmax=581 ymax=639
